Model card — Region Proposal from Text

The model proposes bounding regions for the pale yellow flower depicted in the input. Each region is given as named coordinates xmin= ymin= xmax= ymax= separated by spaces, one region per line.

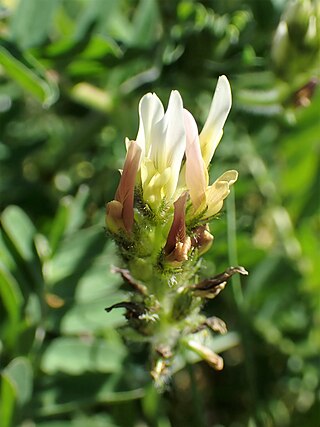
xmin=135 ymin=90 xmax=186 ymax=209
xmin=184 ymin=76 xmax=238 ymax=219
xmin=200 ymin=75 xmax=232 ymax=166
xmin=106 ymin=75 xmax=237 ymax=234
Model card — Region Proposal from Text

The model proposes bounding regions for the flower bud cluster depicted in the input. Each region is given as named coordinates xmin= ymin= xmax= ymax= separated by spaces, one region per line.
xmin=105 ymin=76 xmax=246 ymax=385
xmin=271 ymin=0 xmax=320 ymax=77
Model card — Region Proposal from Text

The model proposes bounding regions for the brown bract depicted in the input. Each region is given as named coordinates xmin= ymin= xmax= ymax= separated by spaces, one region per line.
xmin=106 ymin=140 xmax=142 ymax=233
xmin=164 ymin=193 xmax=191 ymax=263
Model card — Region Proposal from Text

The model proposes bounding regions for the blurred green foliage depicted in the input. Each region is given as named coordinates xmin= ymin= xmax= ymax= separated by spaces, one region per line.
xmin=0 ymin=0 xmax=319 ymax=426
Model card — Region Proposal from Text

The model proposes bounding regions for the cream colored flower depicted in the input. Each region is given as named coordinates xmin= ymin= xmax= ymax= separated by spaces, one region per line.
xmin=184 ymin=75 xmax=238 ymax=219
xmin=136 ymin=90 xmax=186 ymax=210
xmin=199 ymin=75 xmax=232 ymax=166
xmin=106 ymin=75 xmax=236 ymax=234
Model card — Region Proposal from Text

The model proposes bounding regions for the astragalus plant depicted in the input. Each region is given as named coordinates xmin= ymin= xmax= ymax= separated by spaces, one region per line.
xmin=106 ymin=76 xmax=247 ymax=386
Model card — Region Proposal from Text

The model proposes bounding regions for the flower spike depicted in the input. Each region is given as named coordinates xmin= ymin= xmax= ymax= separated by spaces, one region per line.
xmin=105 ymin=76 xmax=246 ymax=386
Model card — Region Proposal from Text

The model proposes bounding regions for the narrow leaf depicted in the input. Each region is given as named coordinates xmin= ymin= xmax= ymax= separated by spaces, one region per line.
xmin=0 ymin=44 xmax=58 ymax=106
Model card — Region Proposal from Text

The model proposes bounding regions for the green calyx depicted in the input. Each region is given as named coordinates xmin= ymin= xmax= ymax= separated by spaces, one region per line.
xmin=106 ymin=196 xmax=248 ymax=386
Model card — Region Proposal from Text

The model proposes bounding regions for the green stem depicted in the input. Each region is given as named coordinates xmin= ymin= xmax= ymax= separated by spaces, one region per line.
xmin=187 ymin=364 xmax=206 ymax=427
xmin=226 ymin=188 xmax=244 ymax=307
xmin=226 ymin=188 xmax=259 ymax=423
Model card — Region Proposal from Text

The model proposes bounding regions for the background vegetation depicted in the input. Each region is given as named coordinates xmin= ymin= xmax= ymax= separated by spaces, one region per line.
xmin=0 ymin=0 xmax=319 ymax=426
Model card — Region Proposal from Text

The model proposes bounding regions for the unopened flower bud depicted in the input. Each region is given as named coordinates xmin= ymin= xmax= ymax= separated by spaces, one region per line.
xmin=191 ymin=225 xmax=214 ymax=256
xmin=164 ymin=193 xmax=191 ymax=265
xmin=271 ymin=0 xmax=320 ymax=75
xmin=105 ymin=141 xmax=141 ymax=234
xmin=271 ymin=21 xmax=290 ymax=72
xmin=105 ymin=200 xmax=125 ymax=233
xmin=285 ymin=0 xmax=313 ymax=44
xmin=185 ymin=339 xmax=224 ymax=370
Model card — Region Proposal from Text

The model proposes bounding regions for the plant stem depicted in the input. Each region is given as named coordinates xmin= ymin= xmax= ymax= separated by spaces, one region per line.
xmin=226 ymin=188 xmax=258 ymax=422
xmin=226 ymin=187 xmax=244 ymax=307
xmin=187 ymin=364 xmax=206 ymax=427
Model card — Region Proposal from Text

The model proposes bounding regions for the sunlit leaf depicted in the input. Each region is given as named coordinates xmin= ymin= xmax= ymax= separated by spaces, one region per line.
xmin=1 ymin=206 xmax=36 ymax=262
xmin=0 ymin=262 xmax=23 ymax=318
xmin=9 ymin=0 xmax=60 ymax=49
xmin=2 ymin=357 xmax=33 ymax=406
xmin=41 ymin=336 xmax=126 ymax=375
xmin=130 ymin=0 xmax=160 ymax=48
xmin=0 ymin=374 xmax=16 ymax=427
xmin=0 ymin=44 xmax=59 ymax=106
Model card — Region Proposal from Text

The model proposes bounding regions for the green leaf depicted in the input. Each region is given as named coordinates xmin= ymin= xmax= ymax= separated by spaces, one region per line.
xmin=48 ymin=199 xmax=71 ymax=256
xmin=0 ymin=229 xmax=16 ymax=272
xmin=59 ymin=295 xmax=125 ymax=335
xmin=0 ymin=373 xmax=16 ymax=427
xmin=0 ymin=44 xmax=58 ymax=106
xmin=65 ymin=185 xmax=90 ymax=235
xmin=2 ymin=357 xmax=33 ymax=406
xmin=73 ymin=0 xmax=129 ymax=47
xmin=131 ymin=0 xmax=160 ymax=48
xmin=80 ymin=34 xmax=122 ymax=60
xmin=41 ymin=336 xmax=126 ymax=375
xmin=0 ymin=205 xmax=43 ymax=293
xmin=34 ymin=373 xmax=145 ymax=417
xmin=49 ymin=186 xmax=91 ymax=252
xmin=0 ymin=262 xmax=23 ymax=319
xmin=9 ymin=0 xmax=60 ymax=49
xmin=46 ymin=226 xmax=105 ymax=287
xmin=36 ymin=414 xmax=119 ymax=427
xmin=1 ymin=206 xmax=36 ymax=262
xmin=75 ymin=255 xmax=121 ymax=303
xmin=0 ymin=262 xmax=23 ymax=348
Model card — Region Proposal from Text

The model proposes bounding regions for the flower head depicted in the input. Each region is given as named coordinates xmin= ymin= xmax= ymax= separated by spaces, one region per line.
xmin=105 ymin=76 xmax=246 ymax=386
xmin=136 ymin=90 xmax=186 ymax=210
xmin=106 ymin=75 xmax=237 ymax=235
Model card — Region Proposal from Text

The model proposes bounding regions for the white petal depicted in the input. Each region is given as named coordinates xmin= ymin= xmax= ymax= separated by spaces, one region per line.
xmin=150 ymin=91 xmax=184 ymax=167
xmin=164 ymin=91 xmax=186 ymax=197
xmin=136 ymin=93 xmax=164 ymax=157
xmin=200 ymin=75 xmax=232 ymax=166
xmin=184 ymin=109 xmax=207 ymax=212
xmin=150 ymin=90 xmax=186 ymax=200
xmin=163 ymin=90 xmax=186 ymax=166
